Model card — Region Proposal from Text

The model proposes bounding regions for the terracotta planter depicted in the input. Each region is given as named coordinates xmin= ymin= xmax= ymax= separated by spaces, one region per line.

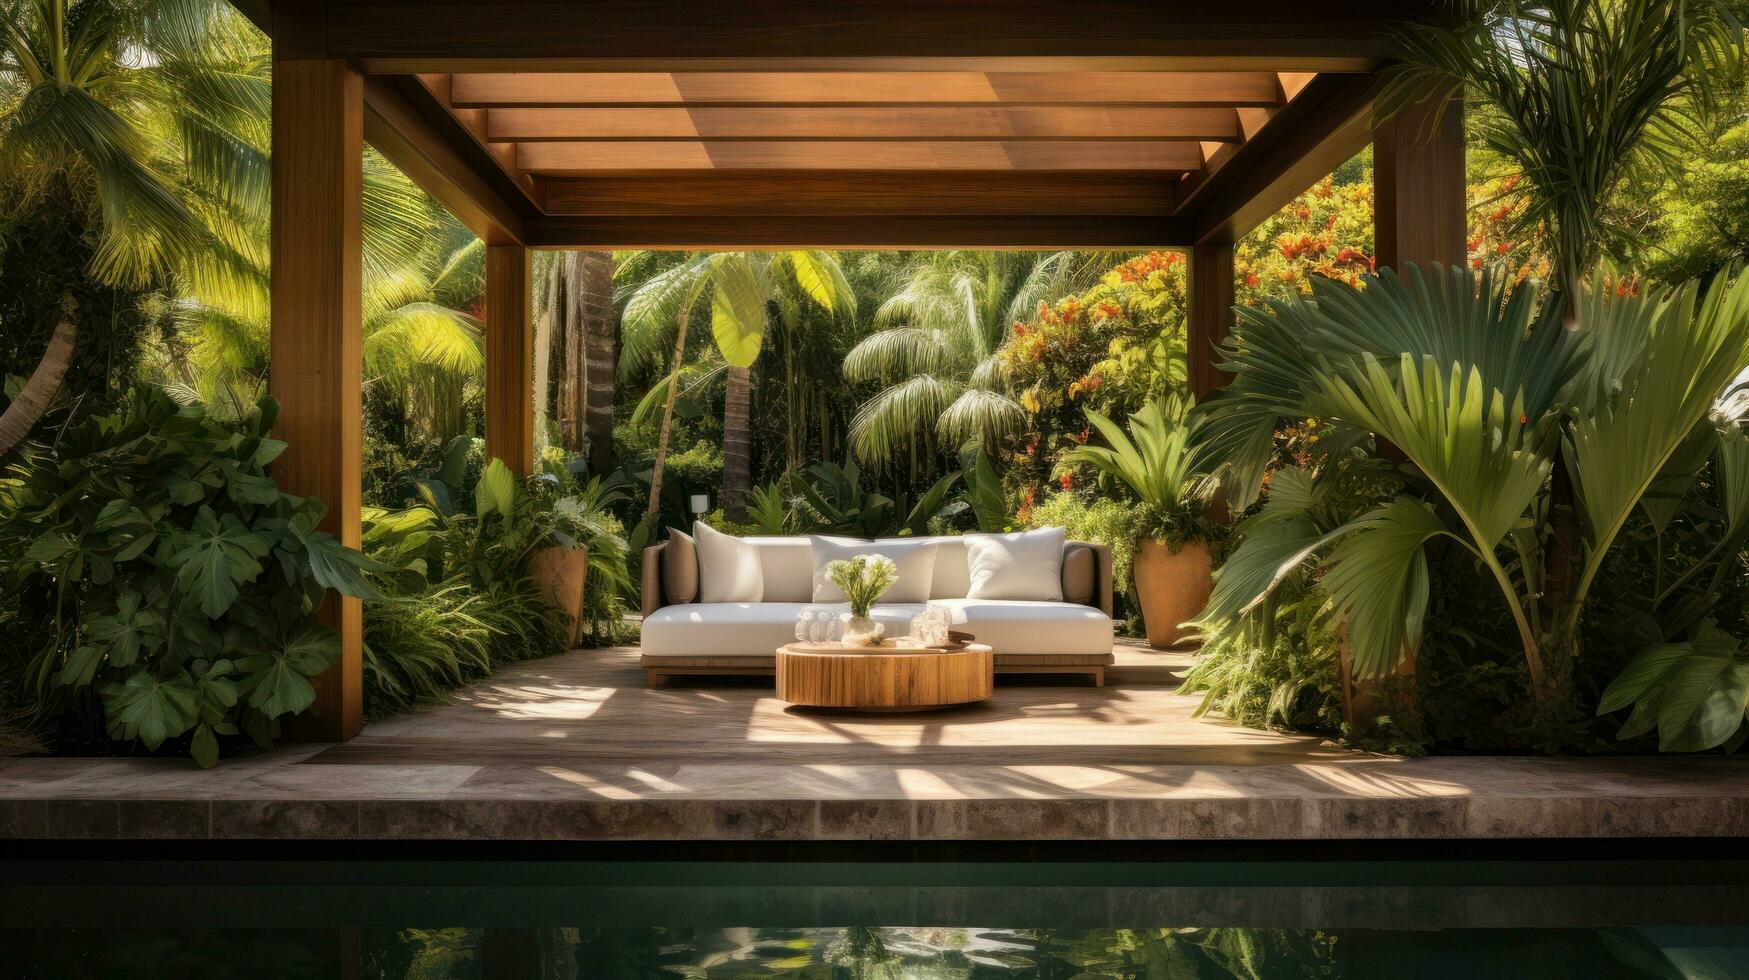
xmin=1131 ymin=537 xmax=1213 ymax=649
xmin=529 ymin=545 xmax=589 ymax=649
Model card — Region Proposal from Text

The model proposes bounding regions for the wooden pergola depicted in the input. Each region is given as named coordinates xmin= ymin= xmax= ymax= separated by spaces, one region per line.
xmin=240 ymin=1 xmax=1466 ymax=741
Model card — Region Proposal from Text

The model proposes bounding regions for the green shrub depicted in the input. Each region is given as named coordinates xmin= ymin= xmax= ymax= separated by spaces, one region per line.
xmin=0 ymin=391 xmax=375 ymax=766
xmin=1022 ymin=491 xmax=1147 ymax=596
xmin=1177 ymin=586 xmax=1344 ymax=734
xmin=362 ymin=585 xmax=494 ymax=720
xmin=355 ymin=458 xmax=626 ymax=716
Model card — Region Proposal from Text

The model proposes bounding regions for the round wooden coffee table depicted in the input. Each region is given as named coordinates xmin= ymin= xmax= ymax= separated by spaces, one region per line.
xmin=775 ymin=641 xmax=993 ymax=711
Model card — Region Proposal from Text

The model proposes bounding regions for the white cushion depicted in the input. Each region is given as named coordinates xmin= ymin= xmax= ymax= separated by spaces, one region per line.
xmin=641 ymin=603 xmax=925 ymax=657
xmin=964 ymin=527 xmax=1065 ymax=601
xmin=935 ymin=598 xmax=1113 ymax=657
xmin=809 ymin=537 xmax=938 ymax=605
xmin=920 ymin=536 xmax=972 ymax=598
xmin=742 ymin=536 xmax=820 ymax=603
xmin=693 ymin=522 xmax=763 ymax=603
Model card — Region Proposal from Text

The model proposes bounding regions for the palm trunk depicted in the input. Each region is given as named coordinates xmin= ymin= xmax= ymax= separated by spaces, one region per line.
xmin=721 ymin=364 xmax=753 ymax=520
xmin=560 ymin=252 xmax=588 ymax=452
xmin=0 ymin=296 xmax=77 ymax=456
xmin=579 ymin=250 xmax=617 ymax=474
xmin=1537 ymin=284 xmax=1584 ymax=712
xmin=533 ymin=260 xmax=559 ymax=448
xmin=645 ymin=308 xmax=690 ymax=521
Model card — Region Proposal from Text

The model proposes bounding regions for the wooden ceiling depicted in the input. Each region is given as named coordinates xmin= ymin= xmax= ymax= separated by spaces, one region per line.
xmin=401 ymin=69 xmax=1335 ymax=241
xmin=237 ymin=0 xmax=1443 ymax=248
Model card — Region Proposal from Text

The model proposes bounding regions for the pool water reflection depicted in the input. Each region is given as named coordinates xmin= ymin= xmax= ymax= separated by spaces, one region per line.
xmin=6 ymin=858 xmax=1748 ymax=978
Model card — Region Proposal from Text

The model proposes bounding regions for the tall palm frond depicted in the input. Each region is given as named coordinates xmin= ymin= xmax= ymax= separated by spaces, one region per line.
xmin=844 ymin=250 xmax=1076 ymax=463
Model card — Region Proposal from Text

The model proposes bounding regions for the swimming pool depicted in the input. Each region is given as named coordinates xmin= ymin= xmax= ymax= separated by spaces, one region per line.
xmin=6 ymin=849 xmax=1747 ymax=977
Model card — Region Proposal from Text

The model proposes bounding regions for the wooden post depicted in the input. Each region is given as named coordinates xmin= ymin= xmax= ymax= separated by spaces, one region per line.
xmin=269 ymin=1 xmax=364 ymax=742
xmin=1188 ymin=243 xmax=1236 ymax=401
xmin=485 ymin=244 xmax=535 ymax=474
xmin=1342 ymin=90 xmax=1464 ymax=733
xmin=1189 ymin=243 xmax=1237 ymax=524
xmin=1374 ymin=91 xmax=1467 ymax=274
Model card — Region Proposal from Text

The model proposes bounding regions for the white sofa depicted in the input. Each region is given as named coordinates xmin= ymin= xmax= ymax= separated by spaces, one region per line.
xmin=639 ymin=532 xmax=1115 ymax=685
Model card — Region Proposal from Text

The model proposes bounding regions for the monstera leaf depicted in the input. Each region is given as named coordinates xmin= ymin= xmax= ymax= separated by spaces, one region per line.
xmin=167 ymin=506 xmax=271 ymax=618
xmin=100 ymin=669 xmax=198 ymax=751
xmin=82 ymin=589 xmax=166 ymax=669
xmin=237 ymin=624 xmax=339 ymax=718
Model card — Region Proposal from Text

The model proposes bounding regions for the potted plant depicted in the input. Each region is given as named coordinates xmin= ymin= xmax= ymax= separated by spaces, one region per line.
xmin=826 ymin=554 xmax=899 ymax=646
xmin=1066 ymin=395 xmax=1217 ymax=648
xmin=471 ymin=457 xmax=627 ymax=649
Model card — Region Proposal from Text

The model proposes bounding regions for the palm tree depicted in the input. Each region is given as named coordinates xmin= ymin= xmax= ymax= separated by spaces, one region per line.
xmin=581 ymin=252 xmax=619 ymax=475
xmin=1383 ymin=0 xmax=1744 ymax=300
xmin=1 ymin=0 xmax=442 ymax=440
xmin=620 ymin=250 xmax=855 ymax=520
xmin=841 ymin=250 xmax=1077 ymax=465
xmin=1380 ymin=0 xmax=1745 ymax=635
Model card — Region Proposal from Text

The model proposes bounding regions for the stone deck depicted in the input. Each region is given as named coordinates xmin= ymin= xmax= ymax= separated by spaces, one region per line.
xmin=3 ymin=644 xmax=1748 ymax=841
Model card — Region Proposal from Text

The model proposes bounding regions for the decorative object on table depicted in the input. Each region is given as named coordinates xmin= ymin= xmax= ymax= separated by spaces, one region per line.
xmin=825 ymin=553 xmax=898 ymax=645
xmin=794 ymin=609 xmax=842 ymax=644
xmin=911 ymin=602 xmax=954 ymax=647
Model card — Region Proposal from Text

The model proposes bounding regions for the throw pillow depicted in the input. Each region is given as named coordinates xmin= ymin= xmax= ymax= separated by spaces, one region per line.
xmin=965 ymin=527 xmax=1065 ymax=601
xmin=662 ymin=527 xmax=700 ymax=604
xmin=810 ymin=537 xmax=938 ymax=605
xmin=693 ymin=521 xmax=763 ymax=603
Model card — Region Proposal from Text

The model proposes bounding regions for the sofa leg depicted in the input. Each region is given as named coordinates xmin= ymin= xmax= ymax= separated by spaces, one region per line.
xmin=646 ymin=670 xmax=667 ymax=688
xmin=1090 ymin=667 xmax=1104 ymax=688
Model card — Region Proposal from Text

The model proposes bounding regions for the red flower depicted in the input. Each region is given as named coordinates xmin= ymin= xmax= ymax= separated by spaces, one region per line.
xmin=1245 ymin=273 xmax=1260 ymax=288
xmin=1059 ymin=472 xmax=1073 ymax=491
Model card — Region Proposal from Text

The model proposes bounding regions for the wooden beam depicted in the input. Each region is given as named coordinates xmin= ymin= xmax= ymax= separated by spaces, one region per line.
xmin=1184 ymin=71 xmax=1379 ymax=245
xmin=484 ymin=245 xmax=535 ymax=474
xmin=543 ymin=172 xmax=1176 ymax=216
xmin=451 ymin=71 xmax=1285 ymax=107
xmin=486 ymin=106 xmax=1244 ymax=142
xmin=412 ymin=74 xmax=540 ymax=200
xmin=514 ymin=140 xmax=1206 ymax=172
xmin=1189 ymin=244 xmax=1236 ymax=400
xmin=269 ymin=3 xmax=363 ymax=743
xmin=1374 ymin=91 xmax=1467 ymax=273
xmin=523 ymin=214 xmax=1193 ymax=249
xmin=322 ymin=1 xmax=1436 ymax=69
xmin=360 ymin=75 xmax=531 ymax=245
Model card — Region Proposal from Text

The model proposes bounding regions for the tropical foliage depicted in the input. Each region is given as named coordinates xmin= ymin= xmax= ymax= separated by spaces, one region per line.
xmin=843 ymin=250 xmax=1081 ymax=464
xmin=0 ymin=391 xmax=375 ymax=765
xmin=1064 ymin=395 xmax=1214 ymax=548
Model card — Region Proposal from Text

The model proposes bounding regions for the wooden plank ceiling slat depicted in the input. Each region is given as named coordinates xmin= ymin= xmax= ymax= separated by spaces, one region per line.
xmin=515 ymin=140 xmax=1208 ymax=172
xmin=486 ymin=106 xmax=1244 ymax=142
xmin=450 ymin=71 xmax=1285 ymax=107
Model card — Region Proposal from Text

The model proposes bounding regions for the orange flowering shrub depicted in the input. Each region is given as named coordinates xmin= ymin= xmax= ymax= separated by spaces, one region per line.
xmin=1236 ymin=176 xmax=1376 ymax=307
xmin=1466 ymin=172 xmax=1553 ymax=283
xmin=996 ymin=250 xmax=1193 ymax=498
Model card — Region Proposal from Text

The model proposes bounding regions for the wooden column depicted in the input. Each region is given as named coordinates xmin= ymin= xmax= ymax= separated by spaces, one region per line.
xmin=269 ymin=2 xmax=364 ymax=742
xmin=485 ymin=245 xmax=535 ymax=474
xmin=1189 ymin=243 xmax=1235 ymax=401
xmin=1342 ymin=90 xmax=1463 ymax=735
xmin=1374 ymin=91 xmax=1467 ymax=274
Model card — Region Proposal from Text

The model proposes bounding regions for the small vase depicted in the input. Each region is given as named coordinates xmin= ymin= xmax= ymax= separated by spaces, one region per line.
xmin=842 ymin=611 xmax=885 ymax=646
